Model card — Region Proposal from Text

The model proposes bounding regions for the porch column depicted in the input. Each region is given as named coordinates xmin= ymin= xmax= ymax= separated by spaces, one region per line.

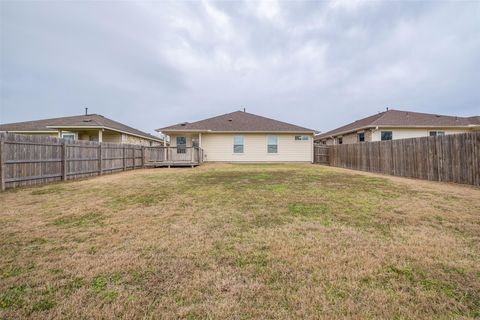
xmin=199 ymin=133 xmax=202 ymax=148
xmin=98 ymin=129 xmax=103 ymax=143
xmin=163 ymin=133 xmax=167 ymax=161
xmin=58 ymin=130 xmax=62 ymax=138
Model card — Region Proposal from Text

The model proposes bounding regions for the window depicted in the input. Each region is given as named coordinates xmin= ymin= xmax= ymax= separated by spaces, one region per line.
xmin=267 ymin=135 xmax=278 ymax=153
xmin=233 ymin=135 xmax=244 ymax=153
xmin=176 ymin=136 xmax=186 ymax=154
xmin=429 ymin=131 xmax=445 ymax=137
xmin=295 ymin=135 xmax=309 ymax=141
xmin=381 ymin=131 xmax=392 ymax=141
xmin=337 ymin=137 xmax=343 ymax=145
xmin=357 ymin=132 xmax=365 ymax=142
xmin=61 ymin=133 xmax=75 ymax=140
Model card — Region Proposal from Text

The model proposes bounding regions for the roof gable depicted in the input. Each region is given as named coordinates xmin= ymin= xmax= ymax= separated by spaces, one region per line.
xmin=158 ymin=111 xmax=315 ymax=133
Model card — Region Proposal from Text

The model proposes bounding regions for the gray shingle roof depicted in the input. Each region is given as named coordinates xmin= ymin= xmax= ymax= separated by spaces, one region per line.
xmin=158 ymin=111 xmax=316 ymax=133
xmin=315 ymin=109 xmax=480 ymax=140
xmin=0 ymin=114 xmax=162 ymax=141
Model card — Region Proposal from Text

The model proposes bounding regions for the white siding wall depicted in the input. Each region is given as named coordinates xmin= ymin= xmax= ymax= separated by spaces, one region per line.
xmin=200 ymin=133 xmax=313 ymax=162
xmin=371 ymin=128 xmax=470 ymax=141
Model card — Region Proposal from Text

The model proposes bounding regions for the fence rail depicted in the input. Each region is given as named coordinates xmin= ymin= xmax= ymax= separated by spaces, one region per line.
xmin=0 ymin=133 xmax=202 ymax=190
xmin=315 ymin=132 xmax=479 ymax=186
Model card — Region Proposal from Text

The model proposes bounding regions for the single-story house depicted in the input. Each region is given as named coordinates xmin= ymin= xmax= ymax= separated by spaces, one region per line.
xmin=157 ymin=111 xmax=316 ymax=163
xmin=0 ymin=113 xmax=163 ymax=146
xmin=315 ymin=109 xmax=480 ymax=145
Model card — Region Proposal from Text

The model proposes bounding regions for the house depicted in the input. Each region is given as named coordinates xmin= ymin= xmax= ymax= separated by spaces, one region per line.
xmin=157 ymin=111 xmax=316 ymax=163
xmin=315 ymin=109 xmax=480 ymax=145
xmin=0 ymin=113 xmax=163 ymax=146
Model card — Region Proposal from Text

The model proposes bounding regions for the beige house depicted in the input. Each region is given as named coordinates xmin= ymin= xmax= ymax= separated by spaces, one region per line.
xmin=158 ymin=111 xmax=316 ymax=163
xmin=0 ymin=113 xmax=163 ymax=146
xmin=315 ymin=109 xmax=480 ymax=145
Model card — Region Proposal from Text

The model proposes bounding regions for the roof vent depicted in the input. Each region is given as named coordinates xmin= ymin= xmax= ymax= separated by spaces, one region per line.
xmin=228 ymin=119 xmax=233 ymax=122
xmin=83 ymin=119 xmax=92 ymax=122
xmin=180 ymin=122 xmax=188 ymax=126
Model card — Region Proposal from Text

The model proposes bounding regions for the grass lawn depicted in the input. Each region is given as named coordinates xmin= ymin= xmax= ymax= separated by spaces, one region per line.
xmin=1 ymin=163 xmax=479 ymax=319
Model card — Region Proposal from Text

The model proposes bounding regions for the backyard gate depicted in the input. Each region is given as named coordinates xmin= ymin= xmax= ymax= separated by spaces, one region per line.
xmin=313 ymin=145 xmax=329 ymax=165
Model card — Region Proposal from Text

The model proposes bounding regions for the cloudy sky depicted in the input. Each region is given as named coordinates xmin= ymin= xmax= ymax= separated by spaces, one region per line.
xmin=1 ymin=0 xmax=479 ymax=135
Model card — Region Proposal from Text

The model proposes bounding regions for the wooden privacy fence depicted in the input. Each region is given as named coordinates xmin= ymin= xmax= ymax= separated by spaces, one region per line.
xmin=0 ymin=133 xmax=202 ymax=190
xmin=318 ymin=132 xmax=480 ymax=186
xmin=314 ymin=145 xmax=329 ymax=164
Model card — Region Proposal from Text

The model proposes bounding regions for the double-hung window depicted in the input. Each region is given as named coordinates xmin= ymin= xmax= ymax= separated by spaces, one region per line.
xmin=176 ymin=136 xmax=186 ymax=154
xmin=267 ymin=135 xmax=278 ymax=153
xmin=233 ymin=135 xmax=244 ymax=153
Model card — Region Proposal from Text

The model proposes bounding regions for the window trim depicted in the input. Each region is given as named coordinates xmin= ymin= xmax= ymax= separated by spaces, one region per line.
xmin=233 ymin=135 xmax=244 ymax=154
xmin=267 ymin=135 xmax=278 ymax=154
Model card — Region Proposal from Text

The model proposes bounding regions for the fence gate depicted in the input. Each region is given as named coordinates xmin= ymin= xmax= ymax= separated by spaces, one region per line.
xmin=314 ymin=145 xmax=329 ymax=165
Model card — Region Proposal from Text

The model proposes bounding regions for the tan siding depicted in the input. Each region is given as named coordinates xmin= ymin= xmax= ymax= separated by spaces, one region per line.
xmin=103 ymin=131 xmax=122 ymax=143
xmin=201 ymin=133 xmax=313 ymax=162
xmin=123 ymin=133 xmax=161 ymax=146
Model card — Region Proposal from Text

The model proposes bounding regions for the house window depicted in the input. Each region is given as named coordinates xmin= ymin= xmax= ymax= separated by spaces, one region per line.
xmin=357 ymin=132 xmax=365 ymax=142
xmin=233 ymin=135 xmax=244 ymax=153
xmin=267 ymin=135 xmax=278 ymax=153
xmin=176 ymin=136 xmax=186 ymax=154
xmin=381 ymin=131 xmax=393 ymax=141
xmin=337 ymin=137 xmax=343 ymax=145
xmin=429 ymin=131 xmax=445 ymax=137
xmin=295 ymin=135 xmax=309 ymax=141
xmin=61 ymin=133 xmax=75 ymax=140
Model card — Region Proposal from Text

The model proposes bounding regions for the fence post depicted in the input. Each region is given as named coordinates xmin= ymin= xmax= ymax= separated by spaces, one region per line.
xmin=0 ymin=138 xmax=5 ymax=191
xmin=132 ymin=147 xmax=135 ymax=170
xmin=62 ymin=140 xmax=67 ymax=181
xmin=123 ymin=146 xmax=126 ymax=171
xmin=98 ymin=143 xmax=103 ymax=175
xmin=141 ymin=146 xmax=145 ymax=168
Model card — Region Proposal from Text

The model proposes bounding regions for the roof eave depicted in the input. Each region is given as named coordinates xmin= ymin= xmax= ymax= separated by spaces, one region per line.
xmin=159 ymin=129 xmax=315 ymax=134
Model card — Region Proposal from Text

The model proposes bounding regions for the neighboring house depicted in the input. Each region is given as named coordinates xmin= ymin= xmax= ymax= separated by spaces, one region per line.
xmin=0 ymin=113 xmax=163 ymax=146
xmin=157 ymin=111 xmax=316 ymax=162
xmin=315 ymin=109 xmax=480 ymax=145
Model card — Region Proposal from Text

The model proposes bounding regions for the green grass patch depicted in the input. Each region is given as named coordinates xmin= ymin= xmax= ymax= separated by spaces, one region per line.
xmin=1 ymin=262 xmax=35 ymax=279
xmin=31 ymin=186 xmax=66 ymax=195
xmin=0 ymin=285 xmax=27 ymax=309
xmin=53 ymin=212 xmax=104 ymax=227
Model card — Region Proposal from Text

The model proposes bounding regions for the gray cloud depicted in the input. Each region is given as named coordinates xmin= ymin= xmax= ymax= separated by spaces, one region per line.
xmin=1 ymin=0 xmax=479 ymax=134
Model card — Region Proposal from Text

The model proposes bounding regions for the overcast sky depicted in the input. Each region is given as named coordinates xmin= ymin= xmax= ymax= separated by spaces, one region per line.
xmin=1 ymin=1 xmax=479 ymax=135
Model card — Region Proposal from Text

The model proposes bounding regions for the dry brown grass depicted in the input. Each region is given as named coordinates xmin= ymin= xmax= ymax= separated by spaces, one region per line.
xmin=1 ymin=163 xmax=479 ymax=319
